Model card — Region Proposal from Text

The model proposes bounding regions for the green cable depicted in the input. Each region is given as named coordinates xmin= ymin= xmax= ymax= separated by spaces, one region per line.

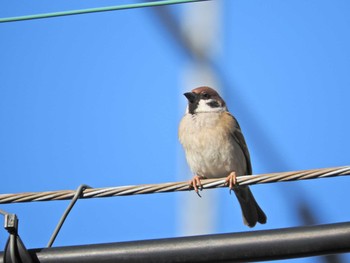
xmin=0 ymin=0 xmax=211 ymax=23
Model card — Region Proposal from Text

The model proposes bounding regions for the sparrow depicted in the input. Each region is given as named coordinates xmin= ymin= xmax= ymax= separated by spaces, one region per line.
xmin=179 ymin=86 xmax=266 ymax=228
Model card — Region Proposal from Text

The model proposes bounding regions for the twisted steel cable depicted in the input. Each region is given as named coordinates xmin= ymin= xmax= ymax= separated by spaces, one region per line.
xmin=0 ymin=166 xmax=349 ymax=204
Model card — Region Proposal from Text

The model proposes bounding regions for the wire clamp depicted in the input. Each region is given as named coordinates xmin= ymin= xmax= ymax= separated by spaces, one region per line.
xmin=1 ymin=210 xmax=33 ymax=263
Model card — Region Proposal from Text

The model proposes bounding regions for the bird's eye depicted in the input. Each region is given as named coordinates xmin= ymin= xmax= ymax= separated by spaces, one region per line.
xmin=202 ymin=92 xmax=210 ymax=99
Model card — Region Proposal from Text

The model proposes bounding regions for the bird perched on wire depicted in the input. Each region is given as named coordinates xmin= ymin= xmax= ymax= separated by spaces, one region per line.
xmin=179 ymin=86 xmax=266 ymax=228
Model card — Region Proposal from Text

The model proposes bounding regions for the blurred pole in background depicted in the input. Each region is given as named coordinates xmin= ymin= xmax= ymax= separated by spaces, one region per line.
xmin=177 ymin=1 xmax=222 ymax=236
xmin=147 ymin=4 xmax=342 ymax=261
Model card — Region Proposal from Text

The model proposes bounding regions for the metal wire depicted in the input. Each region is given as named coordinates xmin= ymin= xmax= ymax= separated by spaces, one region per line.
xmin=0 ymin=166 xmax=349 ymax=205
xmin=0 ymin=209 xmax=8 ymax=216
xmin=46 ymin=184 xmax=91 ymax=248
xmin=0 ymin=0 xmax=211 ymax=23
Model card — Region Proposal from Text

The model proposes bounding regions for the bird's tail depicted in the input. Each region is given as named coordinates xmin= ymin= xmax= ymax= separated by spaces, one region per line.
xmin=233 ymin=186 xmax=267 ymax=228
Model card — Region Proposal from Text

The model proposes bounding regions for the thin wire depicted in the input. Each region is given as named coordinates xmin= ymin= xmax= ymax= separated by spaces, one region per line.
xmin=0 ymin=166 xmax=349 ymax=205
xmin=0 ymin=209 xmax=8 ymax=216
xmin=0 ymin=0 xmax=211 ymax=23
xmin=47 ymin=184 xmax=90 ymax=247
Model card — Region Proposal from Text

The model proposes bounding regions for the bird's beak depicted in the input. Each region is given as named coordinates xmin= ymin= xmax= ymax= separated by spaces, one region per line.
xmin=184 ymin=92 xmax=198 ymax=103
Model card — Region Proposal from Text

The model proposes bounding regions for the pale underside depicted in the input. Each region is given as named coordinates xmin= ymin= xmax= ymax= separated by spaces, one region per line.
xmin=179 ymin=111 xmax=247 ymax=178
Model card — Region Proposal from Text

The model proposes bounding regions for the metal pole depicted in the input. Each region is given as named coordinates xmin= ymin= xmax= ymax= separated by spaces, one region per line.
xmin=1 ymin=222 xmax=350 ymax=262
xmin=179 ymin=0 xmax=222 ymax=237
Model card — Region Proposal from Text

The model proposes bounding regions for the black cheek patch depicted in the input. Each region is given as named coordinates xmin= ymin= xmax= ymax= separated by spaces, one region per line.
xmin=207 ymin=101 xmax=220 ymax=108
xmin=188 ymin=101 xmax=199 ymax=114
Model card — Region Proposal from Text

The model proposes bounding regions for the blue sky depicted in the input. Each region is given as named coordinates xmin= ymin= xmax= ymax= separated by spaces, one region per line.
xmin=1 ymin=1 xmax=350 ymax=262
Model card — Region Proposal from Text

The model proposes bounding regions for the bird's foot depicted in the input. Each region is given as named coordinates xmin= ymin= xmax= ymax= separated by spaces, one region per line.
xmin=189 ymin=175 xmax=205 ymax=197
xmin=225 ymin=171 xmax=237 ymax=193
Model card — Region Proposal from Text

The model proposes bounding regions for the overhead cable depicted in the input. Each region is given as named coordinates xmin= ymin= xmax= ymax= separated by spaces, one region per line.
xmin=1 ymin=221 xmax=350 ymax=262
xmin=0 ymin=166 xmax=349 ymax=205
xmin=0 ymin=0 xmax=211 ymax=23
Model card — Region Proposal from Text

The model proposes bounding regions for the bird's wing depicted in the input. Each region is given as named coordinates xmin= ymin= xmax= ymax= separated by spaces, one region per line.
xmin=227 ymin=112 xmax=253 ymax=175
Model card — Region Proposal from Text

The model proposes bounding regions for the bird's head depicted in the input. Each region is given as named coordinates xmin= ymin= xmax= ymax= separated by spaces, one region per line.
xmin=184 ymin=86 xmax=227 ymax=114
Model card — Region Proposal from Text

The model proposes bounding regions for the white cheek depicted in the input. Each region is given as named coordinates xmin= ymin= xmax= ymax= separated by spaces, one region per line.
xmin=196 ymin=99 xmax=223 ymax=113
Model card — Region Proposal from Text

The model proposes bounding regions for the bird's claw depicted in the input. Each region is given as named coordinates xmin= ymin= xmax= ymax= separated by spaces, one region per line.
xmin=189 ymin=175 xmax=203 ymax=197
xmin=225 ymin=172 xmax=237 ymax=194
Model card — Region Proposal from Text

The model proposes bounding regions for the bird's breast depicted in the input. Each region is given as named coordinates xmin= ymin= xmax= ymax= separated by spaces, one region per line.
xmin=179 ymin=112 xmax=246 ymax=178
